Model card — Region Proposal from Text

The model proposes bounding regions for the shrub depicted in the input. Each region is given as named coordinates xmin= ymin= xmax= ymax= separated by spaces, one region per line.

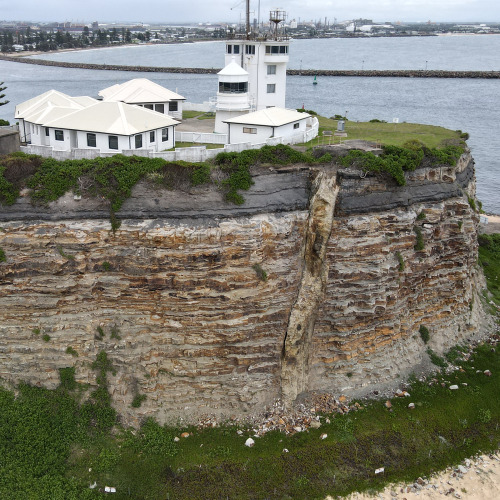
xmin=102 ymin=261 xmax=112 ymax=271
xmin=417 ymin=211 xmax=426 ymax=220
xmin=190 ymin=164 xmax=211 ymax=186
xmin=0 ymin=247 xmax=5 ymax=262
xmin=59 ymin=367 xmax=77 ymax=390
xmin=131 ymin=394 xmax=147 ymax=408
xmin=66 ymin=346 xmax=78 ymax=357
xmin=396 ymin=251 xmax=405 ymax=272
xmin=419 ymin=325 xmax=430 ymax=344
xmin=42 ymin=334 xmax=51 ymax=342
xmin=252 ymin=263 xmax=268 ymax=281
xmin=414 ymin=226 xmax=424 ymax=251
xmin=427 ymin=348 xmax=448 ymax=368
xmin=467 ymin=196 xmax=476 ymax=211
xmin=0 ymin=119 xmax=10 ymax=126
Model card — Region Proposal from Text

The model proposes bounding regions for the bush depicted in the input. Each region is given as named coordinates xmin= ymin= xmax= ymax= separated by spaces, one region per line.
xmin=252 ymin=263 xmax=268 ymax=281
xmin=396 ymin=251 xmax=404 ymax=272
xmin=414 ymin=226 xmax=424 ymax=251
xmin=0 ymin=119 xmax=10 ymax=126
xmin=59 ymin=367 xmax=77 ymax=390
xmin=0 ymin=247 xmax=5 ymax=262
xmin=131 ymin=394 xmax=147 ymax=408
xmin=419 ymin=325 xmax=430 ymax=344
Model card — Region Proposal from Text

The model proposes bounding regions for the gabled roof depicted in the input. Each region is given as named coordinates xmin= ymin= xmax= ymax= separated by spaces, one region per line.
xmin=98 ymin=78 xmax=185 ymax=104
xmin=224 ymin=107 xmax=310 ymax=127
xmin=15 ymin=90 xmax=97 ymax=119
xmin=43 ymin=101 xmax=179 ymax=136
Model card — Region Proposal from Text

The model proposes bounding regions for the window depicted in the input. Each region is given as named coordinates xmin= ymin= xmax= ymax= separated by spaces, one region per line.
xmin=168 ymin=101 xmax=178 ymax=112
xmin=245 ymin=44 xmax=255 ymax=55
xmin=233 ymin=44 xmax=240 ymax=54
xmin=243 ymin=127 xmax=257 ymax=134
xmin=227 ymin=44 xmax=232 ymax=54
xmin=87 ymin=133 xmax=97 ymax=147
xmin=144 ymin=104 xmax=154 ymax=110
xmin=161 ymin=128 xmax=169 ymax=142
xmin=55 ymin=130 xmax=64 ymax=141
xmin=293 ymin=123 xmax=300 ymax=129
xmin=109 ymin=135 xmax=118 ymax=150
xmin=45 ymin=128 xmax=50 ymax=137
xmin=155 ymin=104 xmax=164 ymax=113
xmin=135 ymin=134 xmax=143 ymax=148
xmin=265 ymin=45 xmax=288 ymax=54
xmin=150 ymin=131 xmax=155 ymax=142
xmin=267 ymin=64 xmax=276 ymax=75
xmin=267 ymin=84 xmax=276 ymax=93
xmin=218 ymin=81 xmax=248 ymax=93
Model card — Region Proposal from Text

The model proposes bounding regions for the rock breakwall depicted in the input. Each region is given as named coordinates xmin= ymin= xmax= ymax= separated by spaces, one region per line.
xmin=0 ymin=150 xmax=485 ymax=424
xmin=1 ymin=55 xmax=499 ymax=79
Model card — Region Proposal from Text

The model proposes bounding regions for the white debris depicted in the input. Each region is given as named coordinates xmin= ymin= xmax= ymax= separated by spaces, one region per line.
xmin=375 ymin=467 xmax=385 ymax=474
xmin=245 ymin=437 xmax=255 ymax=447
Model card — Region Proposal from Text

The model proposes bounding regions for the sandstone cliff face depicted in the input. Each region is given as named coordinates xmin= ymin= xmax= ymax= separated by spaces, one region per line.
xmin=0 ymin=150 xmax=484 ymax=424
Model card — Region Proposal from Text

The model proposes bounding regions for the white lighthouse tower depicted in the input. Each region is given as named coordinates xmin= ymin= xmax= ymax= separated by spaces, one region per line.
xmin=224 ymin=5 xmax=289 ymax=111
xmin=214 ymin=58 xmax=252 ymax=134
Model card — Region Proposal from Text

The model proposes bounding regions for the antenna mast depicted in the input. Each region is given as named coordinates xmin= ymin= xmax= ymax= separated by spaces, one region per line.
xmin=246 ymin=0 xmax=250 ymax=39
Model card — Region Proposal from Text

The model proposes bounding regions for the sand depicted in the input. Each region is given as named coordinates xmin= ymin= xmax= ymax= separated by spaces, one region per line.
xmin=327 ymin=453 xmax=500 ymax=499
xmin=481 ymin=214 xmax=500 ymax=235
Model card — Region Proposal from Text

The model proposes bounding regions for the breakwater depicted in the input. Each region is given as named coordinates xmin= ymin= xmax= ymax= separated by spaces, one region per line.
xmin=1 ymin=55 xmax=499 ymax=79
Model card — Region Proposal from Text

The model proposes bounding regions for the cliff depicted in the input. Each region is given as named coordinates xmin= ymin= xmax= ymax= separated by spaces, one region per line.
xmin=0 ymin=148 xmax=485 ymax=424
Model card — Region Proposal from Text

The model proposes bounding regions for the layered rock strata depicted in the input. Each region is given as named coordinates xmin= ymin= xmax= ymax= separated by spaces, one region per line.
xmin=0 ymin=148 xmax=484 ymax=424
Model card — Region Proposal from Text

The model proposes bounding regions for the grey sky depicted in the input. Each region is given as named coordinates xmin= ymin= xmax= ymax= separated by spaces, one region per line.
xmin=1 ymin=0 xmax=499 ymax=24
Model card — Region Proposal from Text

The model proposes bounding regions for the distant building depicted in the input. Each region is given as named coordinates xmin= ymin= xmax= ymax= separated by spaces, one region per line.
xmin=98 ymin=78 xmax=185 ymax=120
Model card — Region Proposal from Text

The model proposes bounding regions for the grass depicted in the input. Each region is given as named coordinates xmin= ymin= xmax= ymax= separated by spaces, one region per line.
xmin=479 ymin=233 xmax=500 ymax=306
xmin=1 ymin=337 xmax=497 ymax=499
xmin=312 ymin=116 xmax=462 ymax=148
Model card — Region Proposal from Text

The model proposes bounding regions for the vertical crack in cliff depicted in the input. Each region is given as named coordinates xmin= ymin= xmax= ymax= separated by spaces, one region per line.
xmin=281 ymin=169 xmax=339 ymax=404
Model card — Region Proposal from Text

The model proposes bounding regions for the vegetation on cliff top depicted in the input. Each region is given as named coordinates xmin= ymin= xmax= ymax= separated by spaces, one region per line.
xmin=0 ymin=144 xmax=332 ymax=215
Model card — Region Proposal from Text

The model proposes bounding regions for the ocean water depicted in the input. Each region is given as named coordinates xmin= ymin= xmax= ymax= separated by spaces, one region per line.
xmin=1 ymin=36 xmax=499 ymax=213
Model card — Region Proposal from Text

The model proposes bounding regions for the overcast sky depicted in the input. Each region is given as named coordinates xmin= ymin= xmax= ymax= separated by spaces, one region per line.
xmin=1 ymin=0 xmax=499 ymax=24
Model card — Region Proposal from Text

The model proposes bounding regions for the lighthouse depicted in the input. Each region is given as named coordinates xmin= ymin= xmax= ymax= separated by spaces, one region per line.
xmin=214 ymin=58 xmax=252 ymax=134
xmin=224 ymin=6 xmax=289 ymax=111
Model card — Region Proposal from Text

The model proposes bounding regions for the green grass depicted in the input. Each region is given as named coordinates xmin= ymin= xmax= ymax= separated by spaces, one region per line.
xmin=182 ymin=110 xmax=204 ymax=119
xmin=0 ymin=334 xmax=499 ymax=498
xmin=315 ymin=116 xmax=462 ymax=148
xmin=479 ymin=233 xmax=500 ymax=305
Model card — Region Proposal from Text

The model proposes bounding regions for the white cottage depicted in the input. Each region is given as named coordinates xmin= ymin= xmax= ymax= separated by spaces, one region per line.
xmin=15 ymin=91 xmax=179 ymax=153
xmin=98 ymin=78 xmax=185 ymax=120
xmin=223 ymin=107 xmax=310 ymax=145
xmin=15 ymin=90 xmax=97 ymax=144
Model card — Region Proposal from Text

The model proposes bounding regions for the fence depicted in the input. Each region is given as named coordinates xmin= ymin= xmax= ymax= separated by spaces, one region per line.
xmin=20 ymin=117 xmax=320 ymax=163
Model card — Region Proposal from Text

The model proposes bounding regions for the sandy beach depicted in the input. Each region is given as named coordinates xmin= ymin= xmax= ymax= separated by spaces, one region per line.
xmin=334 ymin=453 xmax=500 ymax=500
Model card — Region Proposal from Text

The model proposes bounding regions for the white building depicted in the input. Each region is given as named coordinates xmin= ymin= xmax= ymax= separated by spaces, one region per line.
xmin=225 ymin=10 xmax=289 ymax=110
xmin=224 ymin=107 xmax=311 ymax=145
xmin=15 ymin=90 xmax=179 ymax=153
xmin=98 ymin=78 xmax=185 ymax=120
xmin=214 ymin=59 xmax=252 ymax=134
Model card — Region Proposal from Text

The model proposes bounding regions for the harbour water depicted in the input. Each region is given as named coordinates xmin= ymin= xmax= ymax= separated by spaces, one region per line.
xmin=1 ymin=35 xmax=499 ymax=213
